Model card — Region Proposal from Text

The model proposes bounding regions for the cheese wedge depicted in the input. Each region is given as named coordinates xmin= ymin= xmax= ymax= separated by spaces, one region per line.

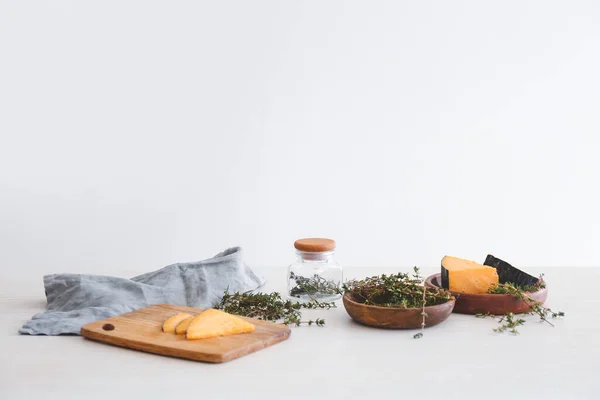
xmin=174 ymin=316 xmax=194 ymax=335
xmin=162 ymin=312 xmax=193 ymax=333
xmin=186 ymin=308 xmax=255 ymax=340
xmin=441 ymin=255 xmax=499 ymax=294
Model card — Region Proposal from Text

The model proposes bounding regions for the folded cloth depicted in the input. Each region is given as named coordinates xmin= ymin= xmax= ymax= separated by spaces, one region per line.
xmin=19 ymin=247 xmax=264 ymax=336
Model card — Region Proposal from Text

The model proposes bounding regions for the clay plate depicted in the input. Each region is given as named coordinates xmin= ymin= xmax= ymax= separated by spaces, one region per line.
xmin=342 ymin=292 xmax=455 ymax=329
xmin=424 ymin=273 xmax=548 ymax=315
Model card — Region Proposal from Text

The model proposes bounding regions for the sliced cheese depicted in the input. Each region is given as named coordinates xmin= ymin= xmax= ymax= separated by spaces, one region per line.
xmin=162 ymin=312 xmax=193 ymax=333
xmin=186 ymin=308 xmax=255 ymax=340
xmin=175 ymin=316 xmax=194 ymax=335
xmin=441 ymin=255 xmax=499 ymax=294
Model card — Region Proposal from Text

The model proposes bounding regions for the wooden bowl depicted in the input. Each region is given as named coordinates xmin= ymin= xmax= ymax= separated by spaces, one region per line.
xmin=342 ymin=292 xmax=455 ymax=329
xmin=424 ymin=273 xmax=548 ymax=315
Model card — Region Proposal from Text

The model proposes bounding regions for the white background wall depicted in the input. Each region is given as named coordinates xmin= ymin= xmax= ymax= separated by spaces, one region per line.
xmin=1 ymin=0 xmax=600 ymax=276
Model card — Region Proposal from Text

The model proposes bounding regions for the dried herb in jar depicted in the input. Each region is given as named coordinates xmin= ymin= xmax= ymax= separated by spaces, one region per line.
xmin=289 ymin=272 xmax=342 ymax=298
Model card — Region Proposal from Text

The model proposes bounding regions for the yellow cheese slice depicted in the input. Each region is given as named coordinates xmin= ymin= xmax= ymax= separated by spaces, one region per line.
xmin=442 ymin=255 xmax=499 ymax=294
xmin=174 ymin=316 xmax=193 ymax=335
xmin=162 ymin=312 xmax=193 ymax=333
xmin=186 ymin=308 xmax=255 ymax=340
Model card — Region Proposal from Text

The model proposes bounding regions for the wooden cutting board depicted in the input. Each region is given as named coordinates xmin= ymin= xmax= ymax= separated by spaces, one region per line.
xmin=80 ymin=304 xmax=291 ymax=363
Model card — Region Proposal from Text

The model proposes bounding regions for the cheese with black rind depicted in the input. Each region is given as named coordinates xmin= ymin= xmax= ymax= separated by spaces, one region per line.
xmin=441 ymin=264 xmax=449 ymax=290
xmin=441 ymin=255 xmax=499 ymax=294
xmin=483 ymin=254 xmax=539 ymax=287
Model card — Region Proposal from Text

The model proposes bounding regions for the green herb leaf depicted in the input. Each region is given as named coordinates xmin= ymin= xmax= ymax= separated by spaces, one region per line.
xmin=215 ymin=289 xmax=335 ymax=327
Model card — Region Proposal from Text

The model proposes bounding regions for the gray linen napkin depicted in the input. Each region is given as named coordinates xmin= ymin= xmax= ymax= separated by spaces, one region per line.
xmin=19 ymin=247 xmax=265 ymax=336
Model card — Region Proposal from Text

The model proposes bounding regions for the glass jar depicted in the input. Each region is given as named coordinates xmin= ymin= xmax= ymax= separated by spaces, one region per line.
xmin=287 ymin=238 xmax=343 ymax=302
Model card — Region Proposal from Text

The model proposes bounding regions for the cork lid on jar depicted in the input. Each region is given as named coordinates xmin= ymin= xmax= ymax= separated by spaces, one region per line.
xmin=294 ymin=238 xmax=336 ymax=252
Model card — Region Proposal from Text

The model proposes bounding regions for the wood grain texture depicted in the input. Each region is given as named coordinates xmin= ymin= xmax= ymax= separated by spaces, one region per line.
xmin=342 ymin=293 xmax=455 ymax=329
xmin=80 ymin=304 xmax=291 ymax=363
xmin=425 ymin=273 xmax=548 ymax=315
xmin=293 ymin=238 xmax=336 ymax=252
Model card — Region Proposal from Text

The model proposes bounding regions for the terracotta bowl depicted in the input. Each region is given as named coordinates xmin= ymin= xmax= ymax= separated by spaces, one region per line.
xmin=342 ymin=292 xmax=455 ymax=329
xmin=424 ymin=273 xmax=548 ymax=315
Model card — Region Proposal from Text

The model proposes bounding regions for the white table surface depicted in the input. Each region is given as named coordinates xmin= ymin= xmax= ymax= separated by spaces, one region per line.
xmin=1 ymin=266 xmax=598 ymax=400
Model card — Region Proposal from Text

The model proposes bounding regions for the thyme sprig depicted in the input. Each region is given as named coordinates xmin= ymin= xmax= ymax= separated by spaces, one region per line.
xmin=476 ymin=312 xmax=528 ymax=334
xmin=477 ymin=276 xmax=565 ymax=334
xmin=414 ymin=282 xmax=428 ymax=340
xmin=493 ymin=313 xmax=526 ymax=334
xmin=215 ymin=289 xmax=334 ymax=327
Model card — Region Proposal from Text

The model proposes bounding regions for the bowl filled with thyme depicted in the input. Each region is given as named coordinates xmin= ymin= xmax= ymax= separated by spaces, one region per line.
xmin=341 ymin=268 xmax=455 ymax=331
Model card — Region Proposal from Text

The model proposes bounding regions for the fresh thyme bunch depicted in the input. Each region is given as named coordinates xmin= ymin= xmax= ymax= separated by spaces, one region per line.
xmin=477 ymin=275 xmax=565 ymax=334
xmin=215 ymin=289 xmax=335 ymax=327
xmin=342 ymin=267 xmax=452 ymax=308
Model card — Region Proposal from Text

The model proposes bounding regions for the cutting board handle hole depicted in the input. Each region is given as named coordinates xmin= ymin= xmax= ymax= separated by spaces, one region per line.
xmin=102 ymin=324 xmax=115 ymax=331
